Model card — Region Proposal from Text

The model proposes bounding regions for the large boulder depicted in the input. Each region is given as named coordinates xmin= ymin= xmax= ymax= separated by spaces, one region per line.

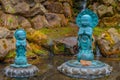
xmin=0 ymin=0 xmax=47 ymax=17
xmin=0 ymin=39 xmax=15 ymax=61
xmin=102 ymin=0 xmax=116 ymax=6
xmin=1 ymin=0 xmax=30 ymax=14
xmin=97 ymin=5 xmax=114 ymax=17
xmin=0 ymin=27 xmax=14 ymax=39
xmin=97 ymin=28 xmax=120 ymax=57
xmin=43 ymin=1 xmax=64 ymax=13
xmin=0 ymin=13 xmax=19 ymax=30
xmin=31 ymin=15 xmax=49 ymax=29
xmin=53 ymin=37 xmax=77 ymax=55
xmin=45 ymin=13 xmax=68 ymax=27
xmin=18 ymin=16 xmax=32 ymax=29
xmin=63 ymin=2 xmax=72 ymax=18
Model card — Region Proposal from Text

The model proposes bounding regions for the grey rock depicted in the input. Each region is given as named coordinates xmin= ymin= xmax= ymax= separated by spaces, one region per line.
xmin=97 ymin=28 xmax=120 ymax=56
xmin=31 ymin=15 xmax=49 ymax=29
xmin=97 ymin=5 xmax=114 ymax=17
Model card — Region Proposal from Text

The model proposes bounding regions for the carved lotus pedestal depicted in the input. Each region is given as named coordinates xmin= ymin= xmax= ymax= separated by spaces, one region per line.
xmin=4 ymin=65 xmax=39 ymax=78
xmin=58 ymin=60 xmax=112 ymax=79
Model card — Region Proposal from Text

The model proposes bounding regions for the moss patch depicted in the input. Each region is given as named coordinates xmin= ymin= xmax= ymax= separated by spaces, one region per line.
xmin=5 ymin=50 xmax=16 ymax=59
xmin=93 ymin=27 xmax=109 ymax=36
xmin=39 ymin=26 xmax=77 ymax=39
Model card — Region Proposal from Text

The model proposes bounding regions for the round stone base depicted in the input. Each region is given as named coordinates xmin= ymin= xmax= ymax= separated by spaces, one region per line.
xmin=4 ymin=65 xmax=39 ymax=78
xmin=58 ymin=60 xmax=112 ymax=79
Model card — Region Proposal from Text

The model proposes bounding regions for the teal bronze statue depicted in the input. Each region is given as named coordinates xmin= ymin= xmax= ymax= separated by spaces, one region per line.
xmin=4 ymin=29 xmax=39 ymax=79
xmin=76 ymin=9 xmax=98 ymax=62
xmin=11 ymin=29 xmax=31 ymax=67
xmin=58 ymin=9 xmax=112 ymax=79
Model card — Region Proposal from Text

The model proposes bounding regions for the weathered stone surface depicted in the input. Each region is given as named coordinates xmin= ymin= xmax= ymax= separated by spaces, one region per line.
xmin=45 ymin=13 xmax=68 ymax=27
xmin=53 ymin=37 xmax=77 ymax=54
xmin=44 ymin=1 xmax=64 ymax=13
xmin=97 ymin=5 xmax=114 ymax=17
xmin=97 ymin=28 xmax=120 ymax=56
xmin=14 ymin=2 xmax=30 ymax=14
xmin=0 ymin=39 xmax=15 ymax=58
xmin=0 ymin=27 xmax=14 ymax=39
xmin=0 ymin=13 xmax=19 ymax=29
xmin=102 ymin=0 xmax=116 ymax=5
xmin=63 ymin=2 xmax=72 ymax=18
xmin=31 ymin=15 xmax=49 ymax=29
xmin=0 ymin=27 xmax=10 ymax=39
xmin=24 ymin=3 xmax=47 ymax=17
xmin=18 ymin=16 xmax=31 ymax=29
xmin=0 ymin=0 xmax=16 ymax=14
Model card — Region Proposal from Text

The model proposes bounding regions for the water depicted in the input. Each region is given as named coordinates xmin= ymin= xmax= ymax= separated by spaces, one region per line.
xmin=0 ymin=56 xmax=120 ymax=80
xmin=80 ymin=0 xmax=88 ymax=11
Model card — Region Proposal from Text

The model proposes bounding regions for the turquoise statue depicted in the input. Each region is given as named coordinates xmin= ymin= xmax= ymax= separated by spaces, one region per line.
xmin=4 ymin=29 xmax=39 ymax=78
xmin=76 ymin=9 xmax=98 ymax=62
xmin=11 ymin=29 xmax=31 ymax=67
xmin=58 ymin=9 xmax=112 ymax=79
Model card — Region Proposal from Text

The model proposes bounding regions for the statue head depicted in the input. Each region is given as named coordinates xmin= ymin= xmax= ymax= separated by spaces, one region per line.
xmin=76 ymin=9 xmax=98 ymax=28
xmin=14 ymin=29 xmax=26 ymax=40
xmin=81 ymin=14 xmax=92 ymax=27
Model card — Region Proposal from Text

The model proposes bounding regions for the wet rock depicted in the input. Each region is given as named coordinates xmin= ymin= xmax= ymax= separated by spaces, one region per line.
xmin=97 ymin=5 xmax=114 ymax=17
xmin=97 ymin=28 xmax=120 ymax=57
xmin=53 ymin=37 xmax=77 ymax=55
xmin=31 ymin=15 xmax=49 ymax=29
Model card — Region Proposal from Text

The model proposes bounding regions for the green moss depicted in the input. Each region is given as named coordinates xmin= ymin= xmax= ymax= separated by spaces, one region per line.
xmin=54 ymin=43 xmax=65 ymax=54
xmin=5 ymin=50 xmax=15 ymax=59
xmin=29 ymin=43 xmax=48 ymax=56
xmin=93 ymin=27 xmax=109 ymax=36
xmin=39 ymin=26 xmax=77 ymax=39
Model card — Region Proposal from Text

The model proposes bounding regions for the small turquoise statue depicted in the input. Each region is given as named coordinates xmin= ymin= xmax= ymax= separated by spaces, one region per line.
xmin=76 ymin=9 xmax=98 ymax=62
xmin=11 ymin=29 xmax=31 ymax=67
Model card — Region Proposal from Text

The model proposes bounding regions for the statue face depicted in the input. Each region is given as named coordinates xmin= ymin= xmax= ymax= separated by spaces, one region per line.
xmin=81 ymin=15 xmax=92 ymax=27
xmin=15 ymin=29 xmax=26 ymax=40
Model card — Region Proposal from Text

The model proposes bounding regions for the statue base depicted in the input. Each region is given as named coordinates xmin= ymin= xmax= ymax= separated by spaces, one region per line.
xmin=4 ymin=65 xmax=39 ymax=78
xmin=10 ymin=64 xmax=31 ymax=68
xmin=58 ymin=60 xmax=112 ymax=79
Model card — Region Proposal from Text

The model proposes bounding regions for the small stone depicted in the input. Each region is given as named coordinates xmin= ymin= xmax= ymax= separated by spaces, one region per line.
xmin=80 ymin=60 xmax=92 ymax=66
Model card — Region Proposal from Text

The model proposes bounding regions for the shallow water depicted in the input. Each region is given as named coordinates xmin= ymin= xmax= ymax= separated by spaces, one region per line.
xmin=0 ymin=56 xmax=120 ymax=80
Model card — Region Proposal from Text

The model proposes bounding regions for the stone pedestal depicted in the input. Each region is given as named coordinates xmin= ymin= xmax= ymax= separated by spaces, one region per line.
xmin=4 ymin=65 xmax=39 ymax=78
xmin=58 ymin=60 xmax=112 ymax=79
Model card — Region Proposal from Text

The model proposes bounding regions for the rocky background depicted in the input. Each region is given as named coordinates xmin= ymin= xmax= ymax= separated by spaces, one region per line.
xmin=0 ymin=0 xmax=120 ymax=62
